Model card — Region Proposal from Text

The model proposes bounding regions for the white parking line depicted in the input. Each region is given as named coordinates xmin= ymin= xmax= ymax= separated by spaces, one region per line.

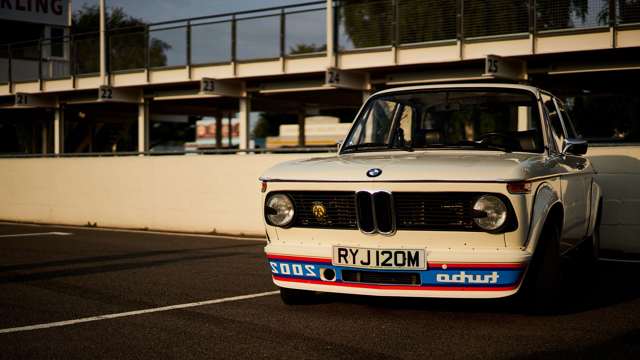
xmin=0 ymin=222 xmax=265 ymax=242
xmin=0 ymin=232 xmax=72 ymax=238
xmin=0 ymin=290 xmax=279 ymax=335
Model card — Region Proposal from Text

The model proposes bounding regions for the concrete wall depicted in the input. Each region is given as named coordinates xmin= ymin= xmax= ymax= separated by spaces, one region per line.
xmin=0 ymin=147 xmax=638 ymax=253
xmin=0 ymin=154 xmax=323 ymax=237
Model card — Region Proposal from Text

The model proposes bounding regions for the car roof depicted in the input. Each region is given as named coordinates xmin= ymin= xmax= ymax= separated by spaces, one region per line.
xmin=373 ymin=83 xmax=542 ymax=97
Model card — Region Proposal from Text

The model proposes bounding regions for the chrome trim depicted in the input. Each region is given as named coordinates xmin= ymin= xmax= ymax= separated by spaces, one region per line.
xmin=260 ymin=171 xmax=594 ymax=184
xmin=355 ymin=190 xmax=396 ymax=236
xmin=355 ymin=191 xmax=376 ymax=235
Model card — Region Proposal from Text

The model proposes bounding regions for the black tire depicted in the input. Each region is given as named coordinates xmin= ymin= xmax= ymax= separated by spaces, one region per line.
xmin=279 ymin=287 xmax=315 ymax=305
xmin=522 ymin=223 xmax=563 ymax=312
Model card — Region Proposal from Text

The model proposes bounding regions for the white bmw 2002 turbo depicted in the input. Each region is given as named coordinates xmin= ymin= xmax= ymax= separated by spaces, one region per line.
xmin=260 ymin=83 xmax=602 ymax=305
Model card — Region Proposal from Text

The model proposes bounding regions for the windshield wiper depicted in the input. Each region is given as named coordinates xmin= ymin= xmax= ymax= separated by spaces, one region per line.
xmin=340 ymin=142 xmax=388 ymax=153
xmin=454 ymin=141 xmax=512 ymax=153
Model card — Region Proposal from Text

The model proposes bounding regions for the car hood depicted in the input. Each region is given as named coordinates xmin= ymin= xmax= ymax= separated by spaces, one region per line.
xmin=261 ymin=150 xmax=549 ymax=182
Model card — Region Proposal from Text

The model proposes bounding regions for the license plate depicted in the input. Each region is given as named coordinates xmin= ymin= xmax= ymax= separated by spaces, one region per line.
xmin=332 ymin=246 xmax=426 ymax=270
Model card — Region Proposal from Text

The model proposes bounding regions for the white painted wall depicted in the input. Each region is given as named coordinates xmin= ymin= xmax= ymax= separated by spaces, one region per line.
xmin=587 ymin=146 xmax=640 ymax=254
xmin=0 ymin=154 xmax=324 ymax=237
xmin=0 ymin=147 xmax=638 ymax=253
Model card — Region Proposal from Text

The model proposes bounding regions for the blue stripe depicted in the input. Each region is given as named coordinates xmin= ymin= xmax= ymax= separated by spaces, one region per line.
xmin=268 ymin=259 xmax=524 ymax=288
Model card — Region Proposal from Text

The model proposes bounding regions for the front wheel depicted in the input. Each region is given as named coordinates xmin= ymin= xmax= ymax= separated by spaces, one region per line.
xmin=279 ymin=287 xmax=315 ymax=305
xmin=521 ymin=223 xmax=562 ymax=311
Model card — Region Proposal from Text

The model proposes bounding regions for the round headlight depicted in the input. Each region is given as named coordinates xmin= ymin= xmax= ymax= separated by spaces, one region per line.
xmin=265 ymin=194 xmax=295 ymax=227
xmin=473 ymin=195 xmax=508 ymax=231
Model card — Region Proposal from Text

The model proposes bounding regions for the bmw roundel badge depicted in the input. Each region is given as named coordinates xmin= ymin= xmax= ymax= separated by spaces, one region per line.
xmin=366 ymin=168 xmax=382 ymax=178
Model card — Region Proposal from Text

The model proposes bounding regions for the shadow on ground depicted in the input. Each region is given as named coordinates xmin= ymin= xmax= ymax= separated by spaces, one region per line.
xmin=298 ymin=261 xmax=640 ymax=316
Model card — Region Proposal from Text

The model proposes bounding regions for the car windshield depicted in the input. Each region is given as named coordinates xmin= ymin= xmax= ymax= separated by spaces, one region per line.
xmin=342 ymin=89 xmax=545 ymax=154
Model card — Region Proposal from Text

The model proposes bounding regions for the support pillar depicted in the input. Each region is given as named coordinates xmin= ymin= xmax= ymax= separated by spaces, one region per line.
xmin=53 ymin=105 xmax=64 ymax=154
xmin=41 ymin=120 xmax=48 ymax=154
xmin=138 ymin=99 xmax=149 ymax=153
xmin=239 ymin=96 xmax=251 ymax=150
xmin=298 ymin=110 xmax=306 ymax=147
xmin=215 ymin=113 xmax=223 ymax=149
xmin=326 ymin=0 xmax=335 ymax=67
xmin=99 ymin=0 xmax=107 ymax=85
xmin=363 ymin=90 xmax=371 ymax=105
xmin=227 ymin=114 xmax=233 ymax=147
xmin=362 ymin=73 xmax=372 ymax=105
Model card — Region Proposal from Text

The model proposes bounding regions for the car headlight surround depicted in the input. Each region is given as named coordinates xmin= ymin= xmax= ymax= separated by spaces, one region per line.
xmin=265 ymin=193 xmax=295 ymax=227
xmin=473 ymin=195 xmax=508 ymax=231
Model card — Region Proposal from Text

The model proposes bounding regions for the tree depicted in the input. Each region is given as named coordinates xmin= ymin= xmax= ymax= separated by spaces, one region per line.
xmin=339 ymin=0 xmax=612 ymax=47
xmin=340 ymin=0 xmax=393 ymax=49
xmin=536 ymin=0 xmax=603 ymax=31
xmin=72 ymin=5 xmax=170 ymax=72
xmin=617 ymin=0 xmax=640 ymax=24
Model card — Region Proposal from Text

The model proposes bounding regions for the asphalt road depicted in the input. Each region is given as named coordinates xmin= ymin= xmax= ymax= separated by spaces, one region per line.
xmin=1 ymin=222 xmax=639 ymax=359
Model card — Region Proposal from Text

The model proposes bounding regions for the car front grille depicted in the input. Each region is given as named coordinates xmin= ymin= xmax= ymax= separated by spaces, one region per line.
xmin=356 ymin=191 xmax=395 ymax=234
xmin=289 ymin=191 xmax=358 ymax=229
xmin=394 ymin=192 xmax=477 ymax=230
xmin=283 ymin=191 xmax=509 ymax=232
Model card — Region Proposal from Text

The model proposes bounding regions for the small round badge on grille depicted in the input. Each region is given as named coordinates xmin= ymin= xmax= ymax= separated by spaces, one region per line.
xmin=311 ymin=201 xmax=327 ymax=220
xmin=366 ymin=168 xmax=382 ymax=178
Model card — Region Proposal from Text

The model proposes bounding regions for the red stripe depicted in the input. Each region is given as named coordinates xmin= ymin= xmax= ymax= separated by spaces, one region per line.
xmin=267 ymin=254 xmax=526 ymax=269
xmin=273 ymin=276 xmax=519 ymax=292
xmin=267 ymin=254 xmax=332 ymax=264
xmin=428 ymin=262 xmax=525 ymax=269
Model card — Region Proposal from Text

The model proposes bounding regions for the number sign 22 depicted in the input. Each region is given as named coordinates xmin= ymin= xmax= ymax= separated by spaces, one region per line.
xmin=99 ymin=86 xmax=113 ymax=100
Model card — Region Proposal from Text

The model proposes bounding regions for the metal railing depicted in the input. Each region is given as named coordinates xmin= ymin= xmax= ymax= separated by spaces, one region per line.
xmin=107 ymin=1 xmax=327 ymax=72
xmin=336 ymin=0 xmax=640 ymax=50
xmin=0 ymin=1 xmax=326 ymax=83
xmin=2 ymin=0 xmax=640 ymax=84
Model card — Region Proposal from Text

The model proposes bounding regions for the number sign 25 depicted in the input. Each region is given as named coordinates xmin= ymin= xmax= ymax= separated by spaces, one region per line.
xmin=487 ymin=58 xmax=499 ymax=74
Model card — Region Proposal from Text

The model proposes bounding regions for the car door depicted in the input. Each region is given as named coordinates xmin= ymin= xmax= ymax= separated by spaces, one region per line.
xmin=541 ymin=94 xmax=592 ymax=250
xmin=554 ymin=98 xmax=593 ymax=241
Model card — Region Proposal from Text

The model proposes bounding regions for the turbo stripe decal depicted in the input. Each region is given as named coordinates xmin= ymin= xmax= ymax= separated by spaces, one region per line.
xmin=273 ymin=276 xmax=520 ymax=291
xmin=267 ymin=255 xmax=526 ymax=291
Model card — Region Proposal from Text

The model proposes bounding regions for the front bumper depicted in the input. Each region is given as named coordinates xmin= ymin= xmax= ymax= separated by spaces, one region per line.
xmin=266 ymin=245 xmax=532 ymax=299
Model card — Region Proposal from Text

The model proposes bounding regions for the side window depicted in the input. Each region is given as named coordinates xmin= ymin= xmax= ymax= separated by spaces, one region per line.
xmin=556 ymin=100 xmax=578 ymax=139
xmin=397 ymin=105 xmax=413 ymax=144
xmin=347 ymin=99 xmax=397 ymax=146
xmin=542 ymin=94 xmax=565 ymax=152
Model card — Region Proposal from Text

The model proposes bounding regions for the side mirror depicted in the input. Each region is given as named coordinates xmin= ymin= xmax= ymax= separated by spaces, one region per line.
xmin=336 ymin=140 xmax=343 ymax=153
xmin=563 ymin=138 xmax=588 ymax=156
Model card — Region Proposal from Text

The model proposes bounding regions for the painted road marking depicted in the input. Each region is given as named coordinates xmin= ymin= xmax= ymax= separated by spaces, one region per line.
xmin=0 ymin=290 xmax=279 ymax=334
xmin=0 ymin=232 xmax=72 ymax=238
xmin=0 ymin=222 xmax=265 ymax=242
